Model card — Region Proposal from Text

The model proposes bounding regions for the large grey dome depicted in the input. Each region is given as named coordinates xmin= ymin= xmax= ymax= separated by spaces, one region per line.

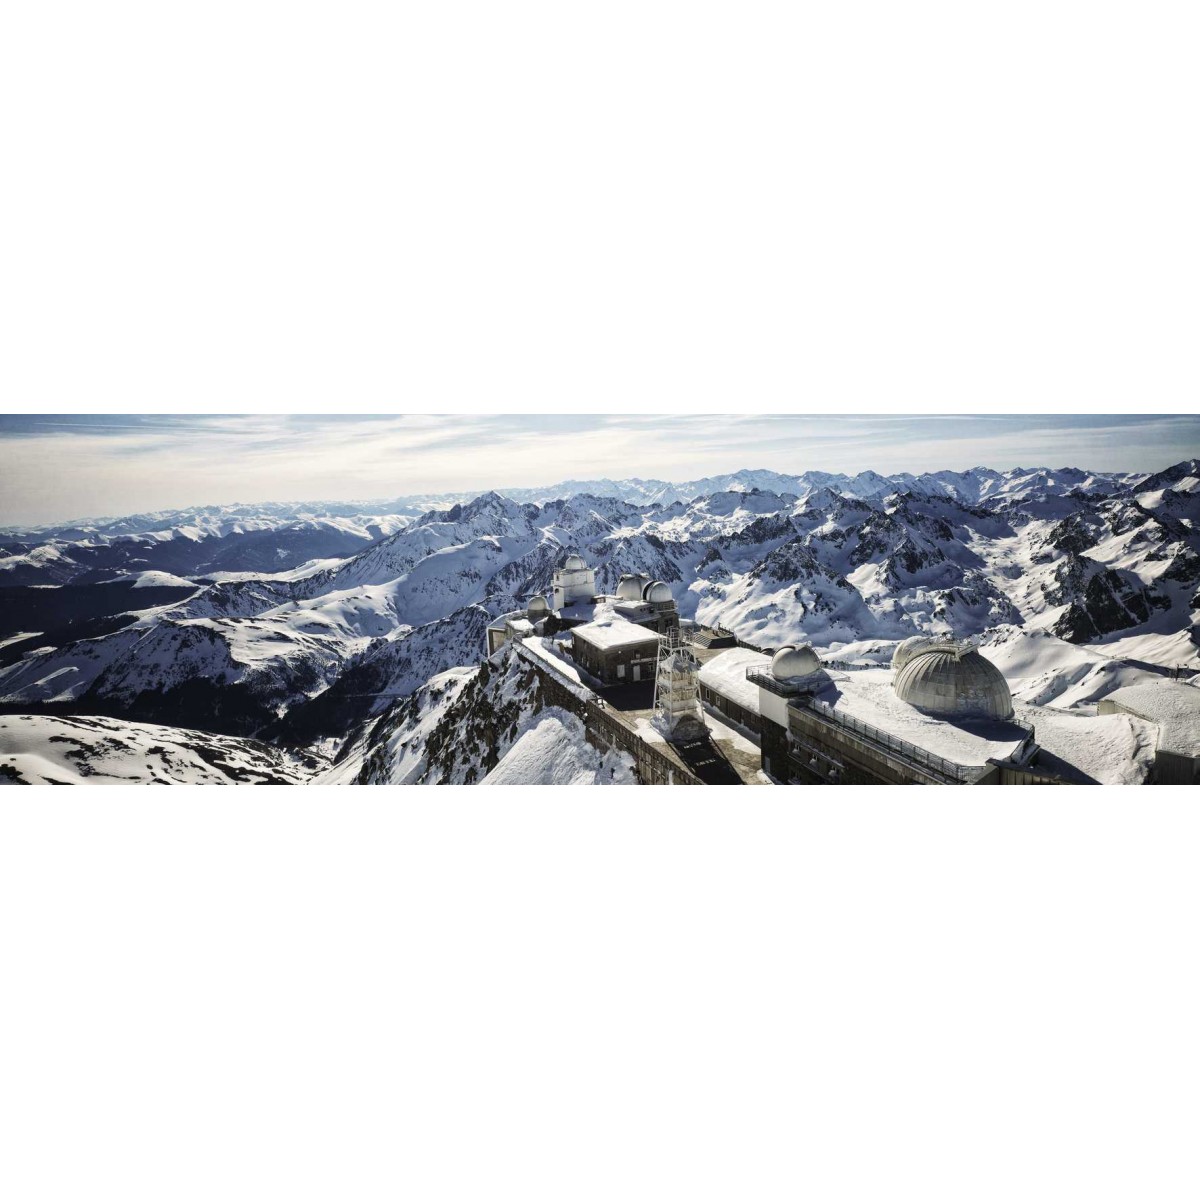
xmin=526 ymin=595 xmax=548 ymax=615
xmin=771 ymin=644 xmax=821 ymax=681
xmin=893 ymin=646 xmax=1013 ymax=720
xmin=563 ymin=554 xmax=587 ymax=570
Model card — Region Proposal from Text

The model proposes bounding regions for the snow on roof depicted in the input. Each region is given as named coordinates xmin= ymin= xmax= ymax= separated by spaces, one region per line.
xmin=516 ymin=637 xmax=595 ymax=699
xmin=1017 ymin=703 xmax=1156 ymax=785
xmin=505 ymin=617 xmax=534 ymax=635
xmin=1102 ymin=681 xmax=1200 ymax=757
xmin=488 ymin=609 xmax=525 ymax=632
xmin=813 ymin=668 xmax=1029 ymax=768
xmin=698 ymin=647 xmax=771 ymax=714
xmin=571 ymin=613 xmax=661 ymax=651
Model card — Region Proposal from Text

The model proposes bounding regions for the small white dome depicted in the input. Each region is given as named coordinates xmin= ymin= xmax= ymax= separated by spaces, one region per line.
xmin=616 ymin=574 xmax=647 ymax=601
xmin=771 ymin=644 xmax=821 ymax=680
xmin=563 ymin=554 xmax=587 ymax=570
xmin=893 ymin=646 xmax=1013 ymax=720
xmin=526 ymin=595 xmax=548 ymax=614
xmin=643 ymin=580 xmax=673 ymax=604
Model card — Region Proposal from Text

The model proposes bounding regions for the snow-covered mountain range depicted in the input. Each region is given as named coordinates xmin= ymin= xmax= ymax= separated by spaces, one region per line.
xmin=1 ymin=460 xmax=1197 ymax=783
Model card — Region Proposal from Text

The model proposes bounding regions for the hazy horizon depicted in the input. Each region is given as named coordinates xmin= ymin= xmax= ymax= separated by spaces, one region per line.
xmin=2 ymin=413 xmax=1198 ymax=526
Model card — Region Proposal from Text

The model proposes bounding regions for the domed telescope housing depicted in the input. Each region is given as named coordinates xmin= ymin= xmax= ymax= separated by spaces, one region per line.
xmin=771 ymin=644 xmax=822 ymax=681
xmin=616 ymin=573 xmax=650 ymax=602
xmin=749 ymin=642 xmax=827 ymax=728
xmin=893 ymin=641 xmax=1013 ymax=720
xmin=526 ymin=595 xmax=549 ymax=622
xmin=552 ymin=552 xmax=596 ymax=610
xmin=642 ymin=580 xmax=673 ymax=605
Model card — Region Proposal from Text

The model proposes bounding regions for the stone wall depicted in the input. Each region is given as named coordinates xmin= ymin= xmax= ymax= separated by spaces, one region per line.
xmin=512 ymin=641 xmax=700 ymax=785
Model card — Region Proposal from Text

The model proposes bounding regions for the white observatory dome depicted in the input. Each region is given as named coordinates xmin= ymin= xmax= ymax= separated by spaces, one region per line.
xmin=616 ymin=574 xmax=647 ymax=601
xmin=893 ymin=645 xmax=1013 ymax=720
xmin=526 ymin=595 xmax=548 ymax=615
xmin=643 ymin=580 xmax=673 ymax=604
xmin=771 ymin=644 xmax=821 ymax=681
xmin=892 ymin=636 xmax=941 ymax=671
xmin=563 ymin=554 xmax=587 ymax=571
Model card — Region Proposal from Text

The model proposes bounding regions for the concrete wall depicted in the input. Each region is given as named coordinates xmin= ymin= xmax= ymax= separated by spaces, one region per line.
xmin=583 ymin=704 xmax=701 ymax=786
xmin=758 ymin=688 xmax=792 ymax=729
xmin=768 ymin=700 xmax=974 ymax=787
xmin=699 ymin=684 xmax=762 ymax=735
xmin=552 ymin=568 xmax=595 ymax=610
xmin=1097 ymin=698 xmax=1199 ymax=784
xmin=1154 ymin=751 xmax=1200 ymax=785
xmin=990 ymin=761 xmax=1064 ymax=785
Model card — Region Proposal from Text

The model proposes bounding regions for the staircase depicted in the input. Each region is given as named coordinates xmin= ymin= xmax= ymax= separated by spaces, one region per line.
xmin=691 ymin=625 xmax=737 ymax=649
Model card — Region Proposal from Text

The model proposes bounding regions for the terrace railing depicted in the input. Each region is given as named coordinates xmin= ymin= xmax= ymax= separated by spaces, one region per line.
xmin=801 ymin=697 xmax=983 ymax=783
xmin=745 ymin=667 xmax=822 ymax=698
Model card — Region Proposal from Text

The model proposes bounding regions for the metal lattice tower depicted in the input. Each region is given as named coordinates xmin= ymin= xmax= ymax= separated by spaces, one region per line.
xmin=652 ymin=625 xmax=706 ymax=741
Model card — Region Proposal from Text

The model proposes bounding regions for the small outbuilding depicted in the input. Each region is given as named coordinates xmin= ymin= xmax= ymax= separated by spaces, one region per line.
xmin=571 ymin=619 xmax=661 ymax=684
xmin=1098 ymin=681 xmax=1200 ymax=783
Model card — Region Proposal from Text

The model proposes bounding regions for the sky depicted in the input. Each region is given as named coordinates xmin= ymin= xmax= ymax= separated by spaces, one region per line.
xmin=1 ymin=413 xmax=1198 ymax=527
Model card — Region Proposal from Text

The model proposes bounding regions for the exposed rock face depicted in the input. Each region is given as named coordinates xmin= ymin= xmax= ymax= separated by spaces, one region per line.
xmin=1045 ymin=556 xmax=1171 ymax=643
xmin=344 ymin=648 xmax=567 ymax=785
xmin=273 ymin=605 xmax=497 ymax=743
xmin=1040 ymin=514 xmax=1101 ymax=557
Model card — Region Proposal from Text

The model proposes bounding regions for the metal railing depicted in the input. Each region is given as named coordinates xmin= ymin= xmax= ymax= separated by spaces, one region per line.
xmin=801 ymin=697 xmax=982 ymax=783
xmin=745 ymin=667 xmax=817 ymax=698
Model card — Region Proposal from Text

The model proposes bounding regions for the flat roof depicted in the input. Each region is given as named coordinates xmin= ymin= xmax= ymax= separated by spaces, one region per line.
xmin=487 ymin=609 xmax=525 ymax=632
xmin=1103 ymin=681 xmax=1200 ymax=757
xmin=810 ymin=668 xmax=1030 ymax=769
xmin=550 ymin=596 xmax=606 ymax=622
xmin=698 ymin=647 xmax=771 ymax=715
xmin=571 ymin=617 xmax=661 ymax=652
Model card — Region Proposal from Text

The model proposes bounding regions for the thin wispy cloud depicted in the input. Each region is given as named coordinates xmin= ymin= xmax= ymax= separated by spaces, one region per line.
xmin=1 ymin=414 xmax=1197 ymax=526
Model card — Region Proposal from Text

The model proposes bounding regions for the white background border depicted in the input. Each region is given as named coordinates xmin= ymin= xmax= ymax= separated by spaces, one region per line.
xmin=3 ymin=0 xmax=1199 ymax=1195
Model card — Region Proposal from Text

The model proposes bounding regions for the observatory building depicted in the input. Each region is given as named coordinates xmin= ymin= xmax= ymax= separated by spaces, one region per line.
xmin=753 ymin=638 xmax=1038 ymax=784
xmin=752 ymin=636 xmax=1039 ymax=784
xmin=891 ymin=637 xmax=1014 ymax=720
xmin=692 ymin=636 xmax=1051 ymax=785
xmin=552 ymin=554 xmax=596 ymax=611
xmin=570 ymin=618 xmax=661 ymax=684
xmin=480 ymin=546 xmax=1182 ymax=783
xmin=485 ymin=555 xmax=680 ymax=663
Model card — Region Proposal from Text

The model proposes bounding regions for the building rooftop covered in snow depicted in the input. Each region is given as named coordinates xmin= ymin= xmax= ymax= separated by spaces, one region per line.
xmin=690 ymin=636 xmax=1047 ymax=784
xmin=1098 ymin=680 xmax=1200 ymax=783
xmin=698 ymin=646 xmax=770 ymax=732
xmin=570 ymin=617 xmax=661 ymax=684
xmin=486 ymin=555 xmax=680 ymax=658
